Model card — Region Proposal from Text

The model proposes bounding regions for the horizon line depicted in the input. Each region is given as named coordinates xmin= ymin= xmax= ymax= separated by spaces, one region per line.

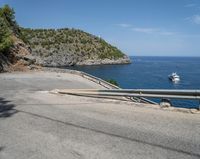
xmin=129 ymin=55 xmax=200 ymax=57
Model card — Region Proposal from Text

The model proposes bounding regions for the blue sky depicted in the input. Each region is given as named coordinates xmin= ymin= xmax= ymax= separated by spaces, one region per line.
xmin=1 ymin=0 xmax=200 ymax=56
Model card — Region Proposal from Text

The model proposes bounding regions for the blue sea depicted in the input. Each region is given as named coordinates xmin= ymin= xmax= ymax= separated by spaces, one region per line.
xmin=68 ymin=56 xmax=200 ymax=109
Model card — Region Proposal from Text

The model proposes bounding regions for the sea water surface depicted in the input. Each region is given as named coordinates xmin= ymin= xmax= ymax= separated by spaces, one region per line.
xmin=68 ymin=56 xmax=200 ymax=109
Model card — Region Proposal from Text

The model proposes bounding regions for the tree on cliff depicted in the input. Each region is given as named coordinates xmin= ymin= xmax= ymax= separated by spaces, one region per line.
xmin=0 ymin=16 xmax=13 ymax=53
xmin=0 ymin=4 xmax=19 ymax=35
xmin=0 ymin=5 xmax=15 ymax=53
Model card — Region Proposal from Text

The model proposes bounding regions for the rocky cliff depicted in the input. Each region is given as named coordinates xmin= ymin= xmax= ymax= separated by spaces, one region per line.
xmin=0 ymin=35 xmax=38 ymax=72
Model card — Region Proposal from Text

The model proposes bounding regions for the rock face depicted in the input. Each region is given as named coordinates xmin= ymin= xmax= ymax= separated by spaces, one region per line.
xmin=0 ymin=53 xmax=10 ymax=72
xmin=35 ymin=54 xmax=131 ymax=67
xmin=0 ymin=36 xmax=37 ymax=72
xmin=76 ymin=55 xmax=131 ymax=66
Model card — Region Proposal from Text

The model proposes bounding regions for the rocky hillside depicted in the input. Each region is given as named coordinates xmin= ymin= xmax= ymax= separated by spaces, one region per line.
xmin=0 ymin=5 xmax=131 ymax=72
xmin=0 ymin=5 xmax=37 ymax=72
xmin=21 ymin=28 xmax=131 ymax=66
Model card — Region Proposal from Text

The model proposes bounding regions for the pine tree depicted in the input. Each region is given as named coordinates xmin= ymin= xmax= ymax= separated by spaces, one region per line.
xmin=0 ymin=16 xmax=13 ymax=53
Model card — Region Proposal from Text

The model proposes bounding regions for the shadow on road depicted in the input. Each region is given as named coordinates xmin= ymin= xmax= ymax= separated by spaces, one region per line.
xmin=0 ymin=146 xmax=5 ymax=152
xmin=0 ymin=97 xmax=18 ymax=118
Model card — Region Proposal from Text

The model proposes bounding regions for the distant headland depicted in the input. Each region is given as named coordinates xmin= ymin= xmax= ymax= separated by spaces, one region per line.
xmin=0 ymin=5 xmax=131 ymax=72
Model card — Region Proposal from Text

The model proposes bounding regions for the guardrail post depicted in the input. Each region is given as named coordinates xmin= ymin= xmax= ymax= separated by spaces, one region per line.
xmin=199 ymin=100 xmax=200 ymax=110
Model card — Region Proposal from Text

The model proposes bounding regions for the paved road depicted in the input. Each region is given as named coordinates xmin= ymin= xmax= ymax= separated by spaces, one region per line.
xmin=0 ymin=71 xmax=200 ymax=159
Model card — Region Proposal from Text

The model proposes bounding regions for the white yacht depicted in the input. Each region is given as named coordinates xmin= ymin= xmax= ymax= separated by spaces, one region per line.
xmin=168 ymin=72 xmax=180 ymax=82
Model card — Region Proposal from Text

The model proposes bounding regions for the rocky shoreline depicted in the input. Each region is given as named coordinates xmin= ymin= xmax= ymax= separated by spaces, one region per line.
xmin=34 ymin=55 xmax=131 ymax=67
xmin=76 ymin=56 xmax=131 ymax=66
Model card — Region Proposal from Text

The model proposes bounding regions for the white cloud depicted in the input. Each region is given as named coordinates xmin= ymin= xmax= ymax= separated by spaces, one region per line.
xmin=116 ymin=24 xmax=176 ymax=36
xmin=186 ymin=15 xmax=200 ymax=24
xmin=184 ymin=3 xmax=196 ymax=7
xmin=117 ymin=23 xmax=132 ymax=28
xmin=131 ymin=27 xmax=176 ymax=35
xmin=131 ymin=27 xmax=158 ymax=33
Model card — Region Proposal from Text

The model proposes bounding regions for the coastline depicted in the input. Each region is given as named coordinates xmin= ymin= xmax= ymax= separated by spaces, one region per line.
xmin=76 ymin=57 xmax=131 ymax=66
xmin=36 ymin=55 xmax=131 ymax=67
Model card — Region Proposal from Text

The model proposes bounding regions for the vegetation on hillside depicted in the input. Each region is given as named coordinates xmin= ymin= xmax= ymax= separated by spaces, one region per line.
xmin=21 ymin=28 xmax=124 ymax=60
xmin=0 ymin=5 xmax=25 ymax=53
xmin=0 ymin=5 xmax=15 ymax=53
xmin=106 ymin=79 xmax=119 ymax=86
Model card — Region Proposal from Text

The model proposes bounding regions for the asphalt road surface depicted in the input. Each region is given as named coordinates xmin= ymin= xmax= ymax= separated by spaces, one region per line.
xmin=0 ymin=71 xmax=199 ymax=159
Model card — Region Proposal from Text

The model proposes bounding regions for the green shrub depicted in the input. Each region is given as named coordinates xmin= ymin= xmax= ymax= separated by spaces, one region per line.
xmin=106 ymin=79 xmax=119 ymax=86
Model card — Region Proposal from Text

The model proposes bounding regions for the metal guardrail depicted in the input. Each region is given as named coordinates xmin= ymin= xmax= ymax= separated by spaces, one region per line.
xmin=71 ymin=70 xmax=120 ymax=89
xmin=44 ymin=68 xmax=155 ymax=104
xmin=70 ymin=70 xmax=156 ymax=104
xmin=57 ymin=89 xmax=200 ymax=99
xmin=57 ymin=89 xmax=200 ymax=109
xmin=95 ymin=89 xmax=200 ymax=99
